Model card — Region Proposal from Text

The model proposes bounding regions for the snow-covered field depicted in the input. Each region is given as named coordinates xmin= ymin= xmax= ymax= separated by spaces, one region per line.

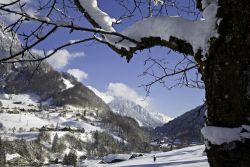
xmin=0 ymin=113 xmax=50 ymax=129
xmin=82 ymin=145 xmax=208 ymax=167
xmin=0 ymin=93 xmax=39 ymax=110
xmin=0 ymin=93 xmax=104 ymax=132
xmin=0 ymin=93 xmax=126 ymax=143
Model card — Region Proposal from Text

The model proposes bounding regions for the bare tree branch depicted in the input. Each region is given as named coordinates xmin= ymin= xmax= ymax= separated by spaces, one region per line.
xmin=0 ymin=26 xmax=58 ymax=63
xmin=0 ymin=0 xmax=208 ymax=94
xmin=2 ymin=37 xmax=95 ymax=63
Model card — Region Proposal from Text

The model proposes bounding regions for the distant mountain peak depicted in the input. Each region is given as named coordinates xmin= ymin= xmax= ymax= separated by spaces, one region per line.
xmin=109 ymin=96 xmax=172 ymax=128
xmin=88 ymin=86 xmax=171 ymax=128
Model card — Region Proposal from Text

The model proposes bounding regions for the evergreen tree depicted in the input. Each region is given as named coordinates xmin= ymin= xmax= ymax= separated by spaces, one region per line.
xmin=0 ymin=137 xmax=6 ymax=166
xmin=67 ymin=151 xmax=77 ymax=167
xmin=62 ymin=154 xmax=68 ymax=165
xmin=51 ymin=133 xmax=59 ymax=152
xmin=63 ymin=150 xmax=77 ymax=166
xmin=93 ymin=131 xmax=98 ymax=145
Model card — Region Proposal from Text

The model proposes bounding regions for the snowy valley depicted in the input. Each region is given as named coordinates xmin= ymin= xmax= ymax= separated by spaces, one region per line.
xmin=0 ymin=92 xmax=206 ymax=166
xmin=0 ymin=92 xmax=152 ymax=166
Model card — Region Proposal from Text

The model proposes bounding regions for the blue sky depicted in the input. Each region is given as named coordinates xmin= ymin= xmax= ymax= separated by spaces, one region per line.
xmin=2 ymin=0 xmax=205 ymax=117
xmin=63 ymin=1 xmax=205 ymax=117
xmin=66 ymin=43 xmax=205 ymax=118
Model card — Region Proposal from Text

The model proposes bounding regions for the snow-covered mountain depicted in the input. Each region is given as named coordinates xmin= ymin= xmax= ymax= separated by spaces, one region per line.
xmin=88 ymin=86 xmax=172 ymax=128
xmin=0 ymin=23 xmax=112 ymax=115
xmin=109 ymin=97 xmax=171 ymax=127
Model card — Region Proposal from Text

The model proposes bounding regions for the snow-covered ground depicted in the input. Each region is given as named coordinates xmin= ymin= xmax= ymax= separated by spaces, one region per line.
xmin=62 ymin=77 xmax=74 ymax=90
xmin=0 ymin=113 xmax=50 ymax=129
xmin=0 ymin=112 xmax=103 ymax=137
xmin=82 ymin=145 xmax=208 ymax=167
xmin=0 ymin=111 xmax=125 ymax=145
xmin=0 ymin=93 xmax=39 ymax=110
xmin=0 ymin=93 xmax=104 ymax=132
xmin=61 ymin=120 xmax=102 ymax=132
xmin=6 ymin=153 xmax=21 ymax=161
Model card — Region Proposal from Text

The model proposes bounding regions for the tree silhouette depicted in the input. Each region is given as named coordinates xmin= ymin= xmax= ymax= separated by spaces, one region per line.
xmin=63 ymin=150 xmax=77 ymax=166
xmin=51 ymin=133 xmax=59 ymax=152
xmin=0 ymin=137 xmax=6 ymax=166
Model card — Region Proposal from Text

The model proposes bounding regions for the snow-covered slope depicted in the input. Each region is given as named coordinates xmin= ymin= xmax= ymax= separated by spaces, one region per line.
xmin=82 ymin=145 xmax=208 ymax=167
xmin=0 ymin=112 xmax=103 ymax=135
xmin=0 ymin=93 xmax=40 ymax=109
xmin=0 ymin=113 xmax=49 ymax=130
xmin=109 ymin=97 xmax=171 ymax=127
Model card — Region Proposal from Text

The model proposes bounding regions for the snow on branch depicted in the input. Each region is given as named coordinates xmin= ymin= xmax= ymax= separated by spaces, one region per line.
xmin=76 ymin=0 xmax=116 ymax=31
xmin=201 ymin=125 xmax=250 ymax=147
xmin=76 ymin=0 xmax=220 ymax=59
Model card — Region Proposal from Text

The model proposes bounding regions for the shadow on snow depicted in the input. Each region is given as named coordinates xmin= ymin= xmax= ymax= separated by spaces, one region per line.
xmin=118 ymin=159 xmax=207 ymax=167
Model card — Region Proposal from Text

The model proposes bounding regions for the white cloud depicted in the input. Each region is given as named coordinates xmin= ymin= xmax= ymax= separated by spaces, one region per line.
xmin=107 ymin=83 xmax=150 ymax=108
xmin=67 ymin=68 xmax=88 ymax=82
xmin=32 ymin=49 xmax=84 ymax=70
xmin=87 ymin=83 xmax=150 ymax=108
xmin=31 ymin=49 xmax=44 ymax=56
xmin=47 ymin=49 xmax=84 ymax=70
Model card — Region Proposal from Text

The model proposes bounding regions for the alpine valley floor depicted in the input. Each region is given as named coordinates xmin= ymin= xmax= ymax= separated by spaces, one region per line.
xmin=81 ymin=145 xmax=208 ymax=167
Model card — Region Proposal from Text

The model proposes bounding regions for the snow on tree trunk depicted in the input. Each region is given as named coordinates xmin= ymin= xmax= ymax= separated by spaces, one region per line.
xmin=202 ymin=0 xmax=250 ymax=166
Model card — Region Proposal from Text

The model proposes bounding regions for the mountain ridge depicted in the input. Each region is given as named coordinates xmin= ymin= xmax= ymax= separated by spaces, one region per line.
xmin=155 ymin=105 xmax=206 ymax=145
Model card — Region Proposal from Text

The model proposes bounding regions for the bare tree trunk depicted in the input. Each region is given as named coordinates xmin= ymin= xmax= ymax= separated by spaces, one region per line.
xmin=204 ymin=0 xmax=250 ymax=166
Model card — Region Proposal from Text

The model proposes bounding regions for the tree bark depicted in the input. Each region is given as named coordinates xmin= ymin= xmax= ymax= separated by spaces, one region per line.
xmin=203 ymin=0 xmax=250 ymax=166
